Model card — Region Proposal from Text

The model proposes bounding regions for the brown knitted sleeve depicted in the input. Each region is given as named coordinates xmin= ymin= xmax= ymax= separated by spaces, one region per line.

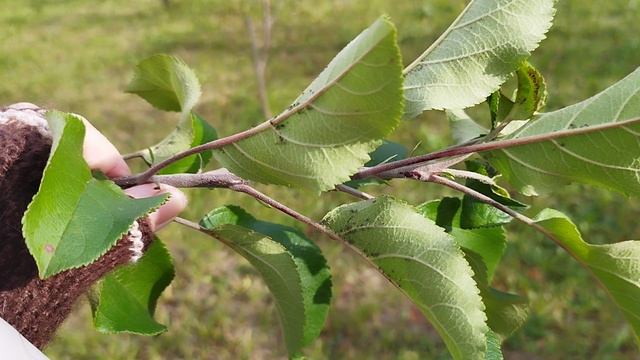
xmin=0 ymin=109 xmax=154 ymax=349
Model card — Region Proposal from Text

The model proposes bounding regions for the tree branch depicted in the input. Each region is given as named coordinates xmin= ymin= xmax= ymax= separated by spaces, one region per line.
xmin=334 ymin=184 xmax=374 ymax=200
xmin=423 ymin=174 xmax=577 ymax=254
xmin=229 ymin=182 xmax=344 ymax=243
xmin=245 ymin=0 xmax=273 ymax=119
xmin=354 ymin=116 xmax=640 ymax=179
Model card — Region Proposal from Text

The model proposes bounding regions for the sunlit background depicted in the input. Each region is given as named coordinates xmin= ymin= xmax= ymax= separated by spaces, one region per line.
xmin=1 ymin=0 xmax=639 ymax=358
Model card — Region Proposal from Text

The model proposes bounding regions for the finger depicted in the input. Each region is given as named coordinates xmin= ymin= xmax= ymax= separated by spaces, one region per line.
xmin=125 ymin=184 xmax=188 ymax=231
xmin=78 ymin=116 xmax=130 ymax=178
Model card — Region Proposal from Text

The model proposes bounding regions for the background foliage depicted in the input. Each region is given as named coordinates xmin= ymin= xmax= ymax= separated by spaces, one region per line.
xmin=1 ymin=0 xmax=639 ymax=358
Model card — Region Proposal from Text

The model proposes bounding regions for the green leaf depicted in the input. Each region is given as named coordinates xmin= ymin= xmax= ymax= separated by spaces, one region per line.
xmin=507 ymin=61 xmax=547 ymax=120
xmin=127 ymin=54 xmax=201 ymax=113
xmin=459 ymin=161 xmax=527 ymax=229
xmin=323 ymin=197 xmax=488 ymax=360
xmin=486 ymin=67 xmax=640 ymax=196
xmin=200 ymin=206 xmax=331 ymax=357
xmin=22 ymin=112 xmax=167 ymax=278
xmin=403 ymin=0 xmax=555 ymax=118
xmin=532 ymin=209 xmax=640 ymax=343
xmin=488 ymin=61 xmax=547 ymax=125
xmin=93 ymin=239 xmax=175 ymax=335
xmin=488 ymin=91 xmax=513 ymax=128
xmin=418 ymin=199 xmax=529 ymax=338
xmin=465 ymin=250 xmax=529 ymax=338
xmin=214 ymin=16 xmax=404 ymax=191
xmin=344 ymin=141 xmax=408 ymax=188
xmin=141 ymin=112 xmax=218 ymax=174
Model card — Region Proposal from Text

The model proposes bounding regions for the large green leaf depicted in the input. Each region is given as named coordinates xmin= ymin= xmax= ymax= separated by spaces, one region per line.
xmin=126 ymin=54 xmax=201 ymax=113
xmin=200 ymin=206 xmax=331 ymax=357
xmin=214 ymin=16 xmax=404 ymax=191
xmin=418 ymin=199 xmax=529 ymax=339
xmin=93 ymin=239 xmax=175 ymax=335
xmin=403 ymin=0 xmax=555 ymax=118
xmin=22 ymin=112 xmax=167 ymax=278
xmin=533 ymin=209 xmax=640 ymax=343
xmin=323 ymin=197 xmax=488 ymax=360
xmin=486 ymin=67 xmax=640 ymax=196
xmin=141 ymin=112 xmax=218 ymax=174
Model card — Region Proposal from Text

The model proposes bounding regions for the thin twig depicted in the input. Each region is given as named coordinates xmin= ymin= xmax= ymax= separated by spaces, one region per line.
xmin=424 ymin=174 xmax=578 ymax=255
xmin=245 ymin=0 xmax=273 ymax=118
xmin=122 ymin=151 xmax=145 ymax=161
xmin=426 ymin=174 xmax=534 ymax=225
xmin=439 ymin=168 xmax=496 ymax=185
xmin=229 ymin=183 xmax=344 ymax=243
xmin=115 ymin=168 xmax=245 ymax=188
xmin=173 ymin=216 xmax=203 ymax=231
xmin=118 ymin=44 xmax=363 ymax=185
xmin=335 ymin=184 xmax=374 ymax=200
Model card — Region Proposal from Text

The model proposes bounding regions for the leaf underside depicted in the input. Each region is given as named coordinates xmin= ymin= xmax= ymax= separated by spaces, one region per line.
xmin=214 ymin=16 xmax=404 ymax=191
xmin=323 ymin=197 xmax=488 ymax=360
xmin=200 ymin=206 xmax=331 ymax=357
xmin=486 ymin=67 xmax=640 ymax=196
xmin=22 ymin=112 xmax=167 ymax=278
xmin=403 ymin=0 xmax=555 ymax=118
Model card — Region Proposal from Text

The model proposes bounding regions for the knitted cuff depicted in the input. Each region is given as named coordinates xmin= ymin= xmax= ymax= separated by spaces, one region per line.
xmin=0 ymin=105 xmax=154 ymax=349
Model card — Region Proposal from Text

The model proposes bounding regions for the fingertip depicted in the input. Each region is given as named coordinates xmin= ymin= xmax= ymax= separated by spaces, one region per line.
xmin=79 ymin=116 xmax=131 ymax=177
xmin=125 ymin=184 xmax=187 ymax=231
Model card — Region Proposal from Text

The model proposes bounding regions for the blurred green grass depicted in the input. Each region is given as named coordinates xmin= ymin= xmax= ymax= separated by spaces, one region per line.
xmin=1 ymin=0 xmax=639 ymax=358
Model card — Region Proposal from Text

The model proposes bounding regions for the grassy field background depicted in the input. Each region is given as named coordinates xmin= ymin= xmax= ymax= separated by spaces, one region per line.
xmin=1 ymin=0 xmax=639 ymax=358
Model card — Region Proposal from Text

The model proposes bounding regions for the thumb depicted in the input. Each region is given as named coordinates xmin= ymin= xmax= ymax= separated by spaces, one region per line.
xmin=125 ymin=184 xmax=188 ymax=231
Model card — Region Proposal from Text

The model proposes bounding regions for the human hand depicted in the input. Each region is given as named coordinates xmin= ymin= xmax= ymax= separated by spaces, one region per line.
xmin=0 ymin=103 xmax=186 ymax=355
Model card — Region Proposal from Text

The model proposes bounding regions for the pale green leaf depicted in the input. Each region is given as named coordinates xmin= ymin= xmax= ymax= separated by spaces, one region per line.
xmin=22 ymin=112 xmax=167 ymax=278
xmin=403 ymin=0 xmax=555 ymax=118
xmin=127 ymin=54 xmax=201 ymax=113
xmin=93 ymin=239 xmax=175 ymax=335
xmin=448 ymin=109 xmax=488 ymax=145
xmin=200 ymin=206 xmax=331 ymax=357
xmin=323 ymin=197 xmax=488 ymax=360
xmin=486 ymin=67 xmax=640 ymax=196
xmin=214 ymin=16 xmax=403 ymax=191
xmin=533 ymin=209 xmax=640 ymax=343
xmin=141 ymin=112 xmax=218 ymax=174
